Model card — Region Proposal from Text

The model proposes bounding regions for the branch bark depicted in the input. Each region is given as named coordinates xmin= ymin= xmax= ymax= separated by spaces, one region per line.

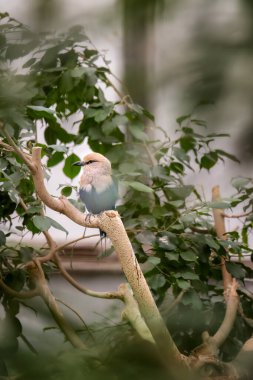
xmin=31 ymin=260 xmax=86 ymax=349
xmin=212 ymin=186 xmax=233 ymax=294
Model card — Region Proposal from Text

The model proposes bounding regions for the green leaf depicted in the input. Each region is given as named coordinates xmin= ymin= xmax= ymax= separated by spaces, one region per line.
xmin=205 ymin=235 xmax=220 ymax=250
xmin=148 ymin=274 xmax=166 ymax=290
xmin=129 ymin=125 xmax=148 ymax=141
xmin=180 ymin=135 xmax=195 ymax=152
xmin=176 ymin=279 xmax=190 ymax=290
xmin=63 ymin=154 xmax=81 ymax=179
xmin=61 ymin=186 xmax=72 ymax=197
xmin=180 ymin=250 xmax=197 ymax=262
xmin=49 ymin=217 xmax=68 ymax=235
xmin=32 ymin=215 xmax=52 ymax=232
xmin=179 ymin=271 xmax=199 ymax=280
xmin=165 ymin=252 xmax=179 ymax=261
xmin=47 ymin=151 xmax=64 ymax=167
xmin=176 ymin=114 xmax=191 ymax=125
xmin=231 ymin=177 xmax=251 ymax=190
xmin=164 ymin=185 xmax=193 ymax=200
xmin=0 ymin=231 xmax=6 ymax=246
xmin=216 ymin=149 xmax=240 ymax=163
xmin=207 ymin=201 xmax=230 ymax=209
xmin=200 ymin=152 xmax=218 ymax=170
xmin=147 ymin=256 xmax=161 ymax=266
xmin=225 ymin=262 xmax=246 ymax=280
xmin=27 ymin=105 xmax=55 ymax=120
xmin=127 ymin=181 xmax=153 ymax=193
xmin=20 ymin=247 xmax=33 ymax=263
xmin=170 ymin=162 xmax=184 ymax=174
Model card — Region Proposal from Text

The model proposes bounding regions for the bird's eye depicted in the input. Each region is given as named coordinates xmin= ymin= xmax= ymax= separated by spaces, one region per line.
xmin=85 ymin=160 xmax=97 ymax=165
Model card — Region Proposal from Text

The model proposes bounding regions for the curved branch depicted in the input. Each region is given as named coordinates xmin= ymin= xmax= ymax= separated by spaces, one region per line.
xmin=212 ymin=279 xmax=239 ymax=347
xmin=222 ymin=211 xmax=252 ymax=218
xmin=0 ymin=277 xmax=39 ymax=299
xmin=31 ymin=146 xmax=185 ymax=366
xmin=1 ymin=128 xmax=36 ymax=173
xmin=31 ymin=260 xmax=86 ymax=349
xmin=54 ymin=251 xmax=122 ymax=300
xmin=119 ymin=283 xmax=155 ymax=344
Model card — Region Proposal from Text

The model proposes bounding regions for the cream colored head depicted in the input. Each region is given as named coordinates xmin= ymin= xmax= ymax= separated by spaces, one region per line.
xmin=78 ymin=152 xmax=112 ymax=175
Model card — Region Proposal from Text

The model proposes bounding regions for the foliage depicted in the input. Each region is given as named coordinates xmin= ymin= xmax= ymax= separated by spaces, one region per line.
xmin=0 ymin=12 xmax=253 ymax=378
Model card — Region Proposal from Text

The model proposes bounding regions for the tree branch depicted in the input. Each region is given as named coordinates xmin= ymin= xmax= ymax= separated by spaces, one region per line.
xmin=211 ymin=279 xmax=239 ymax=347
xmin=0 ymin=127 xmax=36 ymax=173
xmin=31 ymin=259 xmax=86 ymax=349
xmin=0 ymin=277 xmax=38 ymax=299
xmin=212 ymin=186 xmax=233 ymax=294
xmin=54 ymin=251 xmax=122 ymax=300
xmin=30 ymin=146 xmax=185 ymax=366
xmin=119 ymin=283 xmax=155 ymax=344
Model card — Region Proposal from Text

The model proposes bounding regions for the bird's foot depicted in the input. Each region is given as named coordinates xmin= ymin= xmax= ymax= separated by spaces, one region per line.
xmin=85 ymin=213 xmax=95 ymax=224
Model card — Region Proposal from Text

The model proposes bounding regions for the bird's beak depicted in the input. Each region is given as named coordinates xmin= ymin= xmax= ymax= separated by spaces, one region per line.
xmin=72 ymin=161 xmax=85 ymax=166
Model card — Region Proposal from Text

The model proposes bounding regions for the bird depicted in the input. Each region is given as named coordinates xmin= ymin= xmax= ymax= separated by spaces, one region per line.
xmin=73 ymin=152 xmax=118 ymax=238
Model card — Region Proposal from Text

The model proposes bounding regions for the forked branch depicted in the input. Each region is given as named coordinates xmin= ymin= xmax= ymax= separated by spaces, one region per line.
xmin=30 ymin=146 xmax=185 ymax=366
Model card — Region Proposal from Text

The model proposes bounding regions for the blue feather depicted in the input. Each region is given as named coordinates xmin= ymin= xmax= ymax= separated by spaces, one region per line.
xmin=79 ymin=180 xmax=118 ymax=237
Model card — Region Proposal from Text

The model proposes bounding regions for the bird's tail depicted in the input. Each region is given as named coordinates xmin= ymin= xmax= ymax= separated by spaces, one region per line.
xmin=99 ymin=229 xmax=106 ymax=238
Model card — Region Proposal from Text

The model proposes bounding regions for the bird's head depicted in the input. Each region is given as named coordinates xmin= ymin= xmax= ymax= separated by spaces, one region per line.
xmin=73 ymin=152 xmax=112 ymax=175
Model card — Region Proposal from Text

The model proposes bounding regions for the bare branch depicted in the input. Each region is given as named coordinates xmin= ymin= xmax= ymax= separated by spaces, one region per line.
xmin=31 ymin=259 xmax=86 ymax=349
xmin=222 ymin=211 xmax=252 ymax=218
xmin=0 ymin=277 xmax=38 ymax=299
xmin=120 ymin=283 xmax=155 ymax=344
xmin=54 ymin=252 xmax=123 ymax=300
xmin=212 ymin=186 xmax=233 ymax=294
xmin=212 ymin=279 xmax=239 ymax=347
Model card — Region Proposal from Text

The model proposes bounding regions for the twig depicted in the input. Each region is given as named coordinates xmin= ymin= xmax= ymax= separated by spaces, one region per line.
xmin=54 ymin=252 xmax=122 ymax=300
xmin=222 ymin=211 xmax=252 ymax=218
xmin=212 ymin=186 xmax=233 ymax=293
xmin=20 ymin=333 xmax=38 ymax=355
xmin=0 ymin=277 xmax=39 ymax=299
xmin=0 ymin=127 xmax=36 ymax=173
xmin=56 ymin=298 xmax=94 ymax=339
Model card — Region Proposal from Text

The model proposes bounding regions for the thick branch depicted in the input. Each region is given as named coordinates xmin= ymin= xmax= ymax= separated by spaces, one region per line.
xmin=211 ymin=279 xmax=239 ymax=347
xmin=119 ymin=283 xmax=155 ymax=344
xmin=31 ymin=146 xmax=184 ymax=366
xmin=31 ymin=260 xmax=86 ymax=349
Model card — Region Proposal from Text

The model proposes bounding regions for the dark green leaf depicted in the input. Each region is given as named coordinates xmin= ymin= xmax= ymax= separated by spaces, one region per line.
xmin=47 ymin=151 xmax=64 ymax=167
xmin=180 ymin=250 xmax=197 ymax=262
xmin=61 ymin=186 xmax=72 ymax=197
xmin=225 ymin=262 xmax=246 ymax=280
xmin=0 ymin=231 xmax=6 ymax=246
xmin=32 ymin=215 xmax=52 ymax=231
xmin=126 ymin=181 xmax=153 ymax=193
xmin=63 ymin=154 xmax=81 ymax=179
xmin=200 ymin=152 xmax=218 ymax=170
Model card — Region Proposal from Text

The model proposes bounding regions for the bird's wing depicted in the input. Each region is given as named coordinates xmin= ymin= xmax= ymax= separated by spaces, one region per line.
xmin=79 ymin=180 xmax=118 ymax=214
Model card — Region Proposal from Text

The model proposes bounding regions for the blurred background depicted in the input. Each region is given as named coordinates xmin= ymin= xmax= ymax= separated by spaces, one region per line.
xmin=1 ymin=0 xmax=253 ymax=336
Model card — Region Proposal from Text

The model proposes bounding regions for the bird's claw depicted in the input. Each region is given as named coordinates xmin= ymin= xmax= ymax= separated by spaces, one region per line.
xmin=85 ymin=213 xmax=95 ymax=224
